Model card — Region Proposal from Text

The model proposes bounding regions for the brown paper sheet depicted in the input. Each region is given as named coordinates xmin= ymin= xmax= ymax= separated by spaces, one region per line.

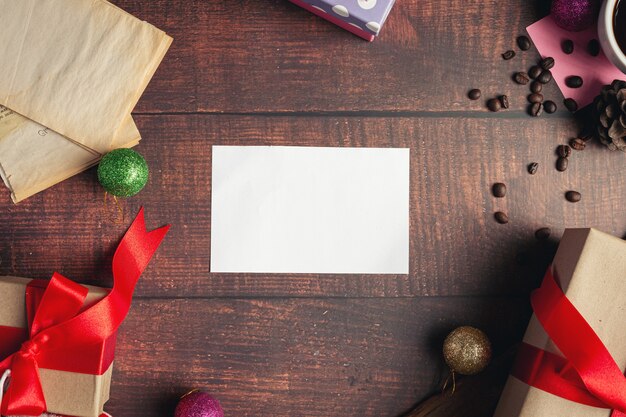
xmin=0 ymin=0 xmax=172 ymax=154
xmin=0 ymin=106 xmax=140 ymax=203
xmin=493 ymin=228 xmax=626 ymax=417
xmin=0 ymin=276 xmax=113 ymax=417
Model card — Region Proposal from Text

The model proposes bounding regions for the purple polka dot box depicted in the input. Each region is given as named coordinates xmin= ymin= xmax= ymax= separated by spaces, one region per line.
xmin=289 ymin=0 xmax=396 ymax=41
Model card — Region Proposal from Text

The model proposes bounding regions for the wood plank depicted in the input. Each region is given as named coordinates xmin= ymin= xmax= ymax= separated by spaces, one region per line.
xmin=1 ymin=115 xmax=623 ymax=297
xmin=107 ymin=296 xmax=530 ymax=417
xmin=112 ymin=0 xmax=560 ymax=113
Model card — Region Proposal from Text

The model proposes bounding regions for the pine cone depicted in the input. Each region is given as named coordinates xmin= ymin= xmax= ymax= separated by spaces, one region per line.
xmin=593 ymin=79 xmax=626 ymax=152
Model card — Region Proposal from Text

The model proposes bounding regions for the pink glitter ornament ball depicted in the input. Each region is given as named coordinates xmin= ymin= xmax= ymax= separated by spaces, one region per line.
xmin=175 ymin=390 xmax=224 ymax=417
xmin=551 ymin=0 xmax=602 ymax=31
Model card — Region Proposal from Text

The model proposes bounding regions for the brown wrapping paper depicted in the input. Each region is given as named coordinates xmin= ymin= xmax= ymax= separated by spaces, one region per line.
xmin=493 ymin=228 xmax=626 ymax=417
xmin=0 ymin=276 xmax=113 ymax=417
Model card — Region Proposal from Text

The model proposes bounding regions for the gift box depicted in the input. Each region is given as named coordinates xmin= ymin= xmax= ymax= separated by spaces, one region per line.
xmin=0 ymin=277 xmax=114 ymax=417
xmin=0 ymin=209 xmax=169 ymax=417
xmin=493 ymin=228 xmax=626 ymax=417
xmin=289 ymin=0 xmax=395 ymax=41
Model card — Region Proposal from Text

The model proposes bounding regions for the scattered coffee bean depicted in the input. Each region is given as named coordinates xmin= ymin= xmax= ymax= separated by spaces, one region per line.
xmin=487 ymin=98 xmax=502 ymax=112
xmin=528 ymin=93 xmax=543 ymax=103
xmin=540 ymin=57 xmax=555 ymax=70
xmin=537 ymin=70 xmax=552 ymax=84
xmin=528 ymin=66 xmax=542 ymax=79
xmin=502 ymin=50 xmax=516 ymax=60
xmin=570 ymin=137 xmax=586 ymax=150
xmin=562 ymin=39 xmax=574 ymax=54
xmin=468 ymin=89 xmax=481 ymax=100
xmin=565 ymin=75 xmax=583 ymax=88
xmin=588 ymin=39 xmax=601 ymax=56
xmin=513 ymin=72 xmax=530 ymax=85
xmin=565 ymin=190 xmax=581 ymax=203
xmin=535 ymin=227 xmax=551 ymax=240
xmin=556 ymin=156 xmax=569 ymax=171
xmin=494 ymin=211 xmax=509 ymax=224
xmin=492 ymin=182 xmax=507 ymax=198
xmin=544 ymin=100 xmax=557 ymax=113
xmin=517 ymin=35 xmax=532 ymax=51
xmin=528 ymin=162 xmax=539 ymax=175
xmin=530 ymin=81 xmax=543 ymax=93
xmin=564 ymin=98 xmax=578 ymax=112
xmin=529 ymin=102 xmax=543 ymax=117
xmin=557 ymin=144 xmax=572 ymax=158
xmin=499 ymin=95 xmax=509 ymax=109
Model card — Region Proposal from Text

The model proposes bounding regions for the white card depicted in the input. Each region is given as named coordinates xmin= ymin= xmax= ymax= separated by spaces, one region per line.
xmin=210 ymin=146 xmax=410 ymax=274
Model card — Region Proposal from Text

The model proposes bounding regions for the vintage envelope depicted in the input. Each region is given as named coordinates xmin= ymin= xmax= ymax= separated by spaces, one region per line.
xmin=0 ymin=0 xmax=172 ymax=154
xmin=0 ymin=107 xmax=140 ymax=203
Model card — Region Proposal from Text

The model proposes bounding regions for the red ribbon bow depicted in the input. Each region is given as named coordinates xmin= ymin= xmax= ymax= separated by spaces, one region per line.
xmin=0 ymin=208 xmax=169 ymax=416
xmin=512 ymin=268 xmax=626 ymax=417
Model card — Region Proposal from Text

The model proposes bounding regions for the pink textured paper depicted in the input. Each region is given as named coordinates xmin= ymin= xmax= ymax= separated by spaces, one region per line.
xmin=527 ymin=15 xmax=626 ymax=108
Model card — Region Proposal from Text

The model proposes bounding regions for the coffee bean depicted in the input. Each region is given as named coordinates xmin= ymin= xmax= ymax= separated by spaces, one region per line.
xmin=588 ymin=39 xmax=601 ymax=56
xmin=487 ymin=98 xmax=502 ymax=112
xmin=517 ymin=35 xmax=532 ymax=51
xmin=565 ymin=190 xmax=581 ymax=203
xmin=540 ymin=57 xmax=555 ymax=70
xmin=492 ymin=182 xmax=506 ymax=198
xmin=502 ymin=50 xmax=516 ymax=60
xmin=513 ymin=72 xmax=530 ymax=85
xmin=499 ymin=95 xmax=509 ymax=109
xmin=528 ymin=162 xmax=539 ymax=175
xmin=556 ymin=156 xmax=569 ymax=171
xmin=535 ymin=227 xmax=551 ymax=240
xmin=494 ymin=211 xmax=509 ymax=224
xmin=528 ymin=93 xmax=543 ymax=103
xmin=557 ymin=144 xmax=571 ymax=158
xmin=570 ymin=137 xmax=586 ymax=150
xmin=565 ymin=75 xmax=583 ymax=88
xmin=530 ymin=81 xmax=543 ymax=93
xmin=528 ymin=66 xmax=542 ymax=79
xmin=564 ymin=98 xmax=578 ymax=112
xmin=537 ymin=70 xmax=552 ymax=84
xmin=468 ymin=89 xmax=481 ymax=100
xmin=562 ymin=39 xmax=574 ymax=54
xmin=544 ymin=100 xmax=557 ymax=113
xmin=529 ymin=102 xmax=543 ymax=117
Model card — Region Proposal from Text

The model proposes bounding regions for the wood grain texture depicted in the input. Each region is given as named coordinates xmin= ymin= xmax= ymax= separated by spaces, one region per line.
xmin=0 ymin=1 xmax=624 ymax=416
xmin=108 ymin=297 xmax=530 ymax=417
xmin=112 ymin=0 xmax=561 ymax=113
xmin=1 ymin=116 xmax=623 ymax=298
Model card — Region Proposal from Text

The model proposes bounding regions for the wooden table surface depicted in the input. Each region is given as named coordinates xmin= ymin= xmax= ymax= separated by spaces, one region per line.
xmin=1 ymin=1 xmax=625 ymax=416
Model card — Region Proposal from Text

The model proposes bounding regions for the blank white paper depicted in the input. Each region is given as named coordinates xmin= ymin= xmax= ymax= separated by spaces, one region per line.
xmin=210 ymin=146 xmax=410 ymax=274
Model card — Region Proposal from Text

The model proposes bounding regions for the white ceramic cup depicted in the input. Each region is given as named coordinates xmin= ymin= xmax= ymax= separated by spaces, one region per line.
xmin=599 ymin=0 xmax=626 ymax=73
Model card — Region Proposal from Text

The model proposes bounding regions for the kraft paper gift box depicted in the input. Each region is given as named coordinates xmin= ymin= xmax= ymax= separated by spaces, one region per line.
xmin=0 ymin=277 xmax=114 ymax=417
xmin=493 ymin=228 xmax=626 ymax=417
xmin=289 ymin=0 xmax=396 ymax=41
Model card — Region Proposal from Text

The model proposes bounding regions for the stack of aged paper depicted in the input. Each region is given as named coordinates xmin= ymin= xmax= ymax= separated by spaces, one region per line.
xmin=0 ymin=0 xmax=172 ymax=203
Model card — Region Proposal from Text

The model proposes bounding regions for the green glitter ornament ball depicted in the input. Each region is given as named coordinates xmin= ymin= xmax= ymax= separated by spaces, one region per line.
xmin=97 ymin=149 xmax=149 ymax=197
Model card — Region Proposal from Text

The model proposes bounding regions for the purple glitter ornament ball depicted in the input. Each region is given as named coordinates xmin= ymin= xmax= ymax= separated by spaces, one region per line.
xmin=175 ymin=391 xmax=224 ymax=417
xmin=551 ymin=0 xmax=602 ymax=32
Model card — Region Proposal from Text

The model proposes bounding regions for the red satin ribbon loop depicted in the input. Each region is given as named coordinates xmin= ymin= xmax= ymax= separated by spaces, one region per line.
xmin=0 ymin=208 xmax=168 ymax=416
xmin=512 ymin=268 xmax=626 ymax=417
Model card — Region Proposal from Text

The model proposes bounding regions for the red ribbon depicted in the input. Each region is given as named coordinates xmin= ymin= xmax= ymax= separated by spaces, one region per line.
xmin=0 ymin=208 xmax=169 ymax=416
xmin=512 ymin=268 xmax=626 ymax=416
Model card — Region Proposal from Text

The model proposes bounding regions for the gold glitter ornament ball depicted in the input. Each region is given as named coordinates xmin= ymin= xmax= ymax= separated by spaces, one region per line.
xmin=443 ymin=326 xmax=492 ymax=375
